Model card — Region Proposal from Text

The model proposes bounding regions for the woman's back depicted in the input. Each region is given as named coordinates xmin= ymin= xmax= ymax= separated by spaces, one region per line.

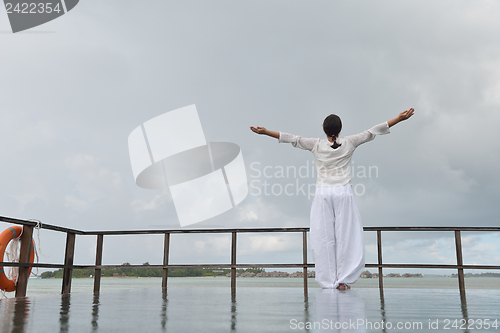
xmin=279 ymin=121 xmax=390 ymax=186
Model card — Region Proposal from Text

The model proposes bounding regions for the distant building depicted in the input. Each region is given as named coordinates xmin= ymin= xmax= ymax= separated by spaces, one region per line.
xmin=227 ymin=270 xmax=315 ymax=278
xmin=402 ymin=273 xmax=423 ymax=278
xmin=386 ymin=273 xmax=401 ymax=278
xmin=287 ymin=270 xmax=316 ymax=278
xmin=360 ymin=271 xmax=373 ymax=278
xmin=255 ymin=270 xmax=289 ymax=277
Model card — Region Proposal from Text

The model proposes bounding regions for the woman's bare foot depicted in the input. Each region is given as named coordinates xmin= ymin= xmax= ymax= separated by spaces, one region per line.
xmin=337 ymin=283 xmax=351 ymax=291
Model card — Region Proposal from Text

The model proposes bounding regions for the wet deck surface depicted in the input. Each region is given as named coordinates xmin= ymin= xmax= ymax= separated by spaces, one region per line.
xmin=1 ymin=285 xmax=499 ymax=332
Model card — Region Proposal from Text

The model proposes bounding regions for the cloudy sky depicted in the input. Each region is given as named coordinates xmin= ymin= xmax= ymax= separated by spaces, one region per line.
xmin=1 ymin=0 xmax=499 ymax=277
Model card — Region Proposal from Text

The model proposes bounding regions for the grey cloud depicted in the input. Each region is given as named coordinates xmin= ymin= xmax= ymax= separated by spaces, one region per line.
xmin=1 ymin=0 xmax=499 ymax=270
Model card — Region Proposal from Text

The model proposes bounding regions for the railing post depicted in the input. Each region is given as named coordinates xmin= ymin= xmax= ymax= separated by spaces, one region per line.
xmin=231 ymin=232 xmax=237 ymax=290
xmin=15 ymin=225 xmax=33 ymax=298
xmin=162 ymin=233 xmax=170 ymax=291
xmin=93 ymin=234 xmax=103 ymax=295
xmin=377 ymin=230 xmax=384 ymax=293
xmin=455 ymin=230 xmax=466 ymax=292
xmin=302 ymin=231 xmax=308 ymax=295
xmin=61 ymin=233 xmax=76 ymax=295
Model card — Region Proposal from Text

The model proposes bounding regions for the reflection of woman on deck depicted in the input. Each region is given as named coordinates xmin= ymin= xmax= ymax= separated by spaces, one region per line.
xmin=251 ymin=109 xmax=414 ymax=290
xmin=314 ymin=289 xmax=367 ymax=332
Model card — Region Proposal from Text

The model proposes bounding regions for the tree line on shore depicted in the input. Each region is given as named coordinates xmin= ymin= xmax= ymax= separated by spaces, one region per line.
xmin=41 ymin=264 xmax=500 ymax=279
xmin=40 ymin=262 xmax=264 ymax=278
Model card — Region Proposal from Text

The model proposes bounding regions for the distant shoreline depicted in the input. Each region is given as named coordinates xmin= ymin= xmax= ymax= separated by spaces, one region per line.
xmin=39 ymin=274 xmax=500 ymax=279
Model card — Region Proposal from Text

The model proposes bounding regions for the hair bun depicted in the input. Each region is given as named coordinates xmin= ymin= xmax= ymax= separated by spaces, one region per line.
xmin=330 ymin=136 xmax=341 ymax=149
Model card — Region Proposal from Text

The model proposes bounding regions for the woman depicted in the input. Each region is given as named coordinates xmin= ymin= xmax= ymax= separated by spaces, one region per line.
xmin=250 ymin=108 xmax=414 ymax=290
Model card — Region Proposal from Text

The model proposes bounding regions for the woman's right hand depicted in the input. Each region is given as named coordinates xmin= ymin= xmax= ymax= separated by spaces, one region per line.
xmin=398 ymin=108 xmax=415 ymax=121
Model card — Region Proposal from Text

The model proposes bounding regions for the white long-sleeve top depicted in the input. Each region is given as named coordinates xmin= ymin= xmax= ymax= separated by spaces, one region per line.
xmin=278 ymin=122 xmax=390 ymax=186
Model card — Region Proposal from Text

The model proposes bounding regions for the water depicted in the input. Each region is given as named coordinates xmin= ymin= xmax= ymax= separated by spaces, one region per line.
xmin=1 ymin=277 xmax=499 ymax=332
xmin=11 ymin=275 xmax=500 ymax=297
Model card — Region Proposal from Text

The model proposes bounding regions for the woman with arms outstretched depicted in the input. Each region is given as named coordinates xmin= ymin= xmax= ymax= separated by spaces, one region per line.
xmin=250 ymin=109 xmax=414 ymax=290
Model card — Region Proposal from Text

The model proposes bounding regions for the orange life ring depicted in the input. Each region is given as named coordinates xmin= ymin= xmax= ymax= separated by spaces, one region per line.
xmin=0 ymin=226 xmax=35 ymax=292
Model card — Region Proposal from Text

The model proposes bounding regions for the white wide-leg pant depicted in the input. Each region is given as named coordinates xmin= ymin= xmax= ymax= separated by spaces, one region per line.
xmin=310 ymin=184 xmax=365 ymax=289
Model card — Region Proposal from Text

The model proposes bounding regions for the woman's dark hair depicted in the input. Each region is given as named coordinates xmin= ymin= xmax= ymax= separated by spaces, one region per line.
xmin=323 ymin=114 xmax=342 ymax=149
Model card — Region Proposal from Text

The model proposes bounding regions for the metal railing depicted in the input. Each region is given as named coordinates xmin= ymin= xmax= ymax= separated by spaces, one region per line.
xmin=1 ymin=215 xmax=499 ymax=298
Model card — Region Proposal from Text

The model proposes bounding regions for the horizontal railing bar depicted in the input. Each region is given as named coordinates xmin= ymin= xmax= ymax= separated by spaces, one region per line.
xmin=83 ymin=227 xmax=500 ymax=235
xmin=2 ymin=262 xmax=500 ymax=270
xmin=363 ymin=227 xmax=500 ymax=232
xmin=97 ymin=264 xmax=316 ymax=269
xmin=0 ymin=262 xmax=82 ymax=269
xmin=0 ymin=262 xmax=314 ymax=269
xmin=0 ymin=216 xmax=84 ymax=235
xmin=81 ymin=228 xmax=311 ymax=235
xmin=366 ymin=264 xmax=500 ymax=270
xmin=2 ymin=216 xmax=500 ymax=235
xmin=73 ymin=264 xmax=308 ymax=269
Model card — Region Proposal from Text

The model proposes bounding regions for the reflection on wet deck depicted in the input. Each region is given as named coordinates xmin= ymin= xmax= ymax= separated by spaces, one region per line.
xmin=1 ymin=287 xmax=499 ymax=332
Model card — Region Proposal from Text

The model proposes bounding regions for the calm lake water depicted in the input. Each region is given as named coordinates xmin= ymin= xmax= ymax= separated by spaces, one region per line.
xmin=7 ymin=275 xmax=500 ymax=297
xmin=1 ymin=277 xmax=499 ymax=332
